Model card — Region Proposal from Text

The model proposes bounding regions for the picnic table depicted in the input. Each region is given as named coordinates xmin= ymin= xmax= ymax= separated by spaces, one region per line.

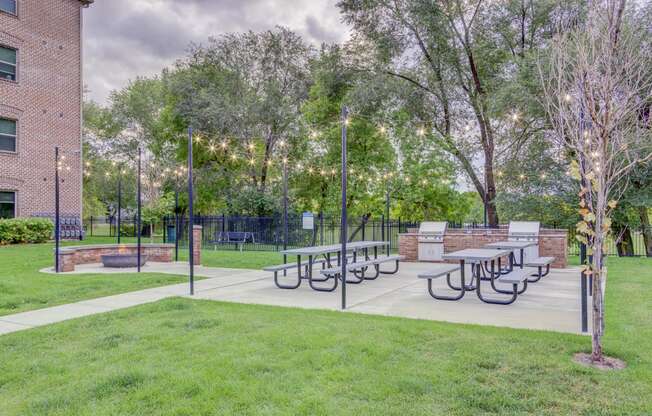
xmin=483 ymin=240 xmax=537 ymax=272
xmin=440 ymin=248 xmax=531 ymax=305
xmin=277 ymin=241 xmax=390 ymax=291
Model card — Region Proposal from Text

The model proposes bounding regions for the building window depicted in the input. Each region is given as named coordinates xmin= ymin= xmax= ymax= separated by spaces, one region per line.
xmin=0 ymin=191 xmax=15 ymax=219
xmin=0 ymin=118 xmax=16 ymax=152
xmin=0 ymin=0 xmax=16 ymax=15
xmin=0 ymin=46 xmax=17 ymax=81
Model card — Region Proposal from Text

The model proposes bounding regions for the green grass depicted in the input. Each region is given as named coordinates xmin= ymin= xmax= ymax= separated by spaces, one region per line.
xmin=0 ymin=256 xmax=650 ymax=414
xmin=0 ymin=239 xmax=286 ymax=316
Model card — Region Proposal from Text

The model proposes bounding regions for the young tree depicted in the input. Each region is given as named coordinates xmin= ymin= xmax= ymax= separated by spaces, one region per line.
xmin=540 ymin=0 xmax=652 ymax=363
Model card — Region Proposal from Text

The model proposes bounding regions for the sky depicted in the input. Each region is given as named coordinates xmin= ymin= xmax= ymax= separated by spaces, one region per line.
xmin=83 ymin=0 xmax=351 ymax=104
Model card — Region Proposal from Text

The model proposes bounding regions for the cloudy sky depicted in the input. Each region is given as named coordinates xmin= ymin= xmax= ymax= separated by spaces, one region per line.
xmin=83 ymin=0 xmax=350 ymax=104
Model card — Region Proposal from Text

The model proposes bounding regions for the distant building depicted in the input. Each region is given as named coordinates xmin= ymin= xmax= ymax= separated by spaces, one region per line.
xmin=0 ymin=0 xmax=92 ymax=219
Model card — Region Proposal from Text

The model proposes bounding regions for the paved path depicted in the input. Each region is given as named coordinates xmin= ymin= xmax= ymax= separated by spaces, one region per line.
xmin=0 ymin=263 xmax=266 ymax=336
xmin=0 ymin=262 xmax=588 ymax=336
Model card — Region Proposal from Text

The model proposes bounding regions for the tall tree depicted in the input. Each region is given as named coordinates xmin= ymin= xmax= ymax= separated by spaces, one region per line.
xmin=338 ymin=0 xmax=566 ymax=226
xmin=166 ymin=27 xmax=314 ymax=193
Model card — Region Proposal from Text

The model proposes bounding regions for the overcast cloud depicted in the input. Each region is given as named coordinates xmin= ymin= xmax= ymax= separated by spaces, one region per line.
xmin=83 ymin=0 xmax=350 ymax=104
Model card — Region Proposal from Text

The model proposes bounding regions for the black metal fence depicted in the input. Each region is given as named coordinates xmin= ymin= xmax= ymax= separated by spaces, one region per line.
xmin=83 ymin=215 xmax=650 ymax=257
xmin=163 ymin=214 xmax=419 ymax=253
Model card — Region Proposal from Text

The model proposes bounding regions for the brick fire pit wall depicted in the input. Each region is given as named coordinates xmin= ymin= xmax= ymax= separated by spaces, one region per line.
xmin=56 ymin=244 xmax=175 ymax=272
xmin=399 ymin=228 xmax=568 ymax=268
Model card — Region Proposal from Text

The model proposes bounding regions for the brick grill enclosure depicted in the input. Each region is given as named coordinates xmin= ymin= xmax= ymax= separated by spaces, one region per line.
xmin=399 ymin=228 xmax=568 ymax=269
xmin=0 ymin=0 xmax=91 ymax=218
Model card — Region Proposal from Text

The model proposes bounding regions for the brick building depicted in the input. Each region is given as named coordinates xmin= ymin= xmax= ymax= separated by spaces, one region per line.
xmin=0 ymin=0 xmax=92 ymax=219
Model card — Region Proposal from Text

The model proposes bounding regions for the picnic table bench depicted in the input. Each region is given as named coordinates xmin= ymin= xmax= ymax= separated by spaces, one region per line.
xmin=263 ymin=241 xmax=399 ymax=291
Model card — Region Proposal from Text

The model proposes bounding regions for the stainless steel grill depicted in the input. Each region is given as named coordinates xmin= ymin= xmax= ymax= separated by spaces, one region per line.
xmin=418 ymin=222 xmax=447 ymax=261
xmin=507 ymin=221 xmax=540 ymax=262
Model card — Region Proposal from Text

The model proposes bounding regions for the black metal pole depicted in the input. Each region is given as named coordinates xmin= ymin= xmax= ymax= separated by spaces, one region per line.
xmin=54 ymin=146 xmax=60 ymax=273
xmin=483 ymin=171 xmax=488 ymax=228
xmin=340 ymin=106 xmax=348 ymax=310
xmin=580 ymin=242 xmax=588 ymax=332
xmin=283 ymin=160 xmax=288 ymax=274
xmin=188 ymin=127 xmax=195 ymax=295
xmin=137 ymin=147 xmax=142 ymax=272
xmin=385 ymin=182 xmax=390 ymax=255
xmin=175 ymin=187 xmax=179 ymax=262
xmin=117 ymin=173 xmax=122 ymax=244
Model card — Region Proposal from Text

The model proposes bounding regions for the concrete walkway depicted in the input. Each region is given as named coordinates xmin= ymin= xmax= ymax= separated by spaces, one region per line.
xmin=0 ymin=262 xmax=588 ymax=336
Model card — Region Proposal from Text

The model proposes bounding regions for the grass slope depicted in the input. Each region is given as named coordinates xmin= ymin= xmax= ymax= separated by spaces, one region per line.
xmin=0 ymin=257 xmax=650 ymax=415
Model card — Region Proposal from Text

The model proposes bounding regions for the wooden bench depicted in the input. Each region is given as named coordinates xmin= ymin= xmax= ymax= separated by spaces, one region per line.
xmin=525 ymin=257 xmax=554 ymax=282
xmin=418 ymin=264 xmax=465 ymax=301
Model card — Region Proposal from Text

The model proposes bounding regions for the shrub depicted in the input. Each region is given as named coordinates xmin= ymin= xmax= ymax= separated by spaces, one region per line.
xmin=0 ymin=218 xmax=54 ymax=245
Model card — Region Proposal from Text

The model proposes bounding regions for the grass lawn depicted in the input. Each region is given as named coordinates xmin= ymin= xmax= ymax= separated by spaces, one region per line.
xmin=0 ymin=238 xmax=287 ymax=316
xmin=0 ymin=257 xmax=650 ymax=414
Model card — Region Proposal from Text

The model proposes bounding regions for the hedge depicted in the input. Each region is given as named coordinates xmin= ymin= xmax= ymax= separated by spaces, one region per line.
xmin=0 ymin=218 xmax=54 ymax=245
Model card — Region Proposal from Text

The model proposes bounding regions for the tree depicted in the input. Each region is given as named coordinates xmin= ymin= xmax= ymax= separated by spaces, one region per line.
xmin=166 ymin=27 xmax=313 ymax=194
xmin=540 ymin=0 xmax=652 ymax=363
xmin=337 ymin=0 xmax=569 ymax=226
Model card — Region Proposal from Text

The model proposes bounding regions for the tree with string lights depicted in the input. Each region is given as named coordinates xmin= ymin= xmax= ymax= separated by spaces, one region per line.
xmin=540 ymin=0 xmax=652 ymax=366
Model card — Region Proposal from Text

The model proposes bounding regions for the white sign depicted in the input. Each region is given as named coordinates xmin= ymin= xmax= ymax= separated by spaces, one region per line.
xmin=302 ymin=212 xmax=314 ymax=230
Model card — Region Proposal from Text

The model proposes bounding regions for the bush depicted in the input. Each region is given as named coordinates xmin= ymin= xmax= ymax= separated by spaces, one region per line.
xmin=0 ymin=218 xmax=54 ymax=245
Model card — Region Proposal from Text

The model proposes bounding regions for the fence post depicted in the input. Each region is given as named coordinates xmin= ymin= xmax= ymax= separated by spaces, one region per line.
xmin=90 ymin=216 xmax=93 ymax=237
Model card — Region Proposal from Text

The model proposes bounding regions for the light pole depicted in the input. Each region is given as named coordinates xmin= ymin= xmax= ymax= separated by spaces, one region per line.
xmin=54 ymin=147 xmax=60 ymax=273
xmin=188 ymin=127 xmax=195 ymax=296
xmin=137 ymin=147 xmax=142 ymax=273
xmin=117 ymin=168 xmax=122 ymax=244
xmin=340 ymin=106 xmax=348 ymax=310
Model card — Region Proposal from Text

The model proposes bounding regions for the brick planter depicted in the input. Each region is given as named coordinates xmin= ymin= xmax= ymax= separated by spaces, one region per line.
xmin=56 ymin=244 xmax=174 ymax=272
xmin=399 ymin=228 xmax=568 ymax=268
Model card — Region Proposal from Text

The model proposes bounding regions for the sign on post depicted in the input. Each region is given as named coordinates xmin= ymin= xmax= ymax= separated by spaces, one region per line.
xmin=302 ymin=212 xmax=314 ymax=230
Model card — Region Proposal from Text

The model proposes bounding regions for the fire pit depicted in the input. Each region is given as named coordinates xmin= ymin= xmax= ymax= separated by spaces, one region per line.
xmin=101 ymin=254 xmax=148 ymax=268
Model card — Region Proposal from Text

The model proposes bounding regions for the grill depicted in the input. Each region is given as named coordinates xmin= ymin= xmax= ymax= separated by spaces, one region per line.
xmin=507 ymin=221 xmax=540 ymax=262
xmin=417 ymin=221 xmax=447 ymax=261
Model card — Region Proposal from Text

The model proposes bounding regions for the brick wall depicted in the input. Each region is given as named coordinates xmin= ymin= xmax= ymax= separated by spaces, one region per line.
xmin=0 ymin=0 xmax=88 ymax=219
xmin=192 ymin=225 xmax=202 ymax=266
xmin=57 ymin=244 xmax=174 ymax=272
xmin=399 ymin=228 xmax=568 ymax=268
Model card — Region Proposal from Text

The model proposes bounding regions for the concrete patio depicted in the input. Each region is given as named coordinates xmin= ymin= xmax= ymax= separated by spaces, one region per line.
xmin=0 ymin=261 xmax=588 ymax=336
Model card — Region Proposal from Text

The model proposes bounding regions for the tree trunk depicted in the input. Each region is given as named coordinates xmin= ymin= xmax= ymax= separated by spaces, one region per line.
xmin=592 ymin=233 xmax=605 ymax=362
xmin=484 ymin=160 xmax=499 ymax=227
xmin=614 ymin=223 xmax=634 ymax=257
xmin=638 ymin=206 xmax=652 ymax=257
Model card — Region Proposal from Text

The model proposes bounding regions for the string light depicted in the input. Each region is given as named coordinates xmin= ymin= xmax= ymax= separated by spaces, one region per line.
xmin=519 ymin=174 xmax=526 ymax=180
xmin=278 ymin=140 xmax=286 ymax=147
xmin=379 ymin=125 xmax=387 ymax=134
xmin=564 ymin=93 xmax=572 ymax=102
xmin=511 ymin=112 xmax=519 ymax=122
xmin=417 ymin=127 xmax=425 ymax=137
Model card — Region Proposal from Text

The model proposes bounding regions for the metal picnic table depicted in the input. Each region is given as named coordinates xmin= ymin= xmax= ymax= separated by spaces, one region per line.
xmin=442 ymin=248 xmax=529 ymax=305
xmin=483 ymin=240 xmax=537 ymax=272
xmin=280 ymin=241 xmax=389 ymax=290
